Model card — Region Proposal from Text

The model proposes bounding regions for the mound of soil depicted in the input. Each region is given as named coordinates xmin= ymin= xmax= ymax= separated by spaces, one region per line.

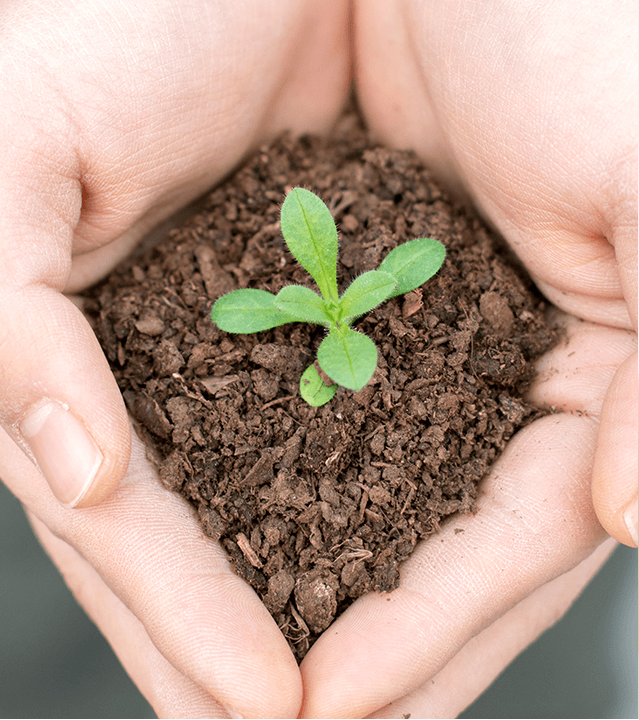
xmin=84 ymin=115 xmax=557 ymax=660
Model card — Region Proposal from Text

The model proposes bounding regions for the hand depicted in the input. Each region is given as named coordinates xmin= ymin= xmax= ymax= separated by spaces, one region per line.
xmin=0 ymin=0 xmax=349 ymax=716
xmin=355 ymin=0 xmax=637 ymax=543
xmin=297 ymin=0 xmax=636 ymax=716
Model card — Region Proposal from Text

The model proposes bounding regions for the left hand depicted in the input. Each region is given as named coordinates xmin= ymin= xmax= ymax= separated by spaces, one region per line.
xmin=0 ymin=1 xmax=350 ymax=716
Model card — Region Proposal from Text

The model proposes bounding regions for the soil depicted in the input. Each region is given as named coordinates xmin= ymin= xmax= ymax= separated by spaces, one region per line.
xmin=84 ymin=113 xmax=557 ymax=661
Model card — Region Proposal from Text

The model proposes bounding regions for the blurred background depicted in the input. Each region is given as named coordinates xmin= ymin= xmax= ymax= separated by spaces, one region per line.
xmin=1 ymin=478 xmax=636 ymax=719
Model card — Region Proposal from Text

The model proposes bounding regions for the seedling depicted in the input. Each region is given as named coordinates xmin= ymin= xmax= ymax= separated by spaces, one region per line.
xmin=211 ymin=188 xmax=445 ymax=406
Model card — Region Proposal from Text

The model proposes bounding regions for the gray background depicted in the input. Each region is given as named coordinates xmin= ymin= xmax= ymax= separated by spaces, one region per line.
xmin=1 ymin=479 xmax=636 ymax=719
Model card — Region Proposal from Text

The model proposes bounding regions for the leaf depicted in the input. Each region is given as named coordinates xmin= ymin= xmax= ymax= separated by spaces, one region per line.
xmin=378 ymin=237 xmax=446 ymax=297
xmin=280 ymin=188 xmax=339 ymax=304
xmin=299 ymin=364 xmax=337 ymax=406
xmin=275 ymin=285 xmax=331 ymax=326
xmin=211 ymin=289 xmax=296 ymax=333
xmin=338 ymin=270 xmax=398 ymax=324
xmin=317 ymin=326 xmax=378 ymax=391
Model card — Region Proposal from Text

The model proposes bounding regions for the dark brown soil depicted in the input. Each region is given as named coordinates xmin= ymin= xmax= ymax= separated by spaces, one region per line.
xmin=84 ymin=114 xmax=557 ymax=660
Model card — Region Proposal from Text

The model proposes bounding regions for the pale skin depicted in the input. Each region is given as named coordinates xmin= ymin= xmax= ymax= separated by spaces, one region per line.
xmin=0 ymin=0 xmax=635 ymax=717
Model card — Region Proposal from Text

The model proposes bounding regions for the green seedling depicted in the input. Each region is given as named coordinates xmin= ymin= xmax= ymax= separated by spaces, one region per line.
xmin=211 ymin=188 xmax=445 ymax=406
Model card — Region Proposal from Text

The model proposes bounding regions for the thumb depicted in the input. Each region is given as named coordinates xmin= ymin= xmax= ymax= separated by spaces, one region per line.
xmin=0 ymin=160 xmax=130 ymax=509
xmin=592 ymin=203 xmax=638 ymax=548
xmin=592 ymin=351 xmax=638 ymax=547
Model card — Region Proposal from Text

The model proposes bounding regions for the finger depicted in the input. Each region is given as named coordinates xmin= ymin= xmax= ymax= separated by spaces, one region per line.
xmin=0 ymin=424 xmax=302 ymax=719
xmin=300 ymin=413 xmax=606 ymax=718
xmin=0 ymin=290 xmax=131 ymax=509
xmin=527 ymin=314 xmax=638 ymax=547
xmin=27 ymin=511 xmax=232 ymax=719
xmin=367 ymin=538 xmax=617 ymax=719
xmin=592 ymin=352 xmax=638 ymax=546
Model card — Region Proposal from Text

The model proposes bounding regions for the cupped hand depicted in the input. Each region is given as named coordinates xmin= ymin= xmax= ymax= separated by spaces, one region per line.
xmin=297 ymin=0 xmax=636 ymax=716
xmin=0 ymin=0 xmax=349 ymax=716
xmin=355 ymin=0 xmax=637 ymax=545
xmin=0 ymin=0 xmax=349 ymax=508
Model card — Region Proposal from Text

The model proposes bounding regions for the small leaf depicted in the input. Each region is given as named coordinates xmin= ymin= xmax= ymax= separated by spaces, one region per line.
xmin=211 ymin=289 xmax=296 ymax=333
xmin=317 ymin=326 xmax=378 ymax=391
xmin=299 ymin=364 xmax=337 ymax=406
xmin=275 ymin=285 xmax=331 ymax=326
xmin=338 ymin=270 xmax=398 ymax=324
xmin=280 ymin=188 xmax=339 ymax=304
xmin=379 ymin=238 xmax=446 ymax=297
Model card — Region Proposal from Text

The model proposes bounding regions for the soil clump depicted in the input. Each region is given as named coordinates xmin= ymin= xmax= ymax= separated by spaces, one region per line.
xmin=84 ymin=115 xmax=557 ymax=660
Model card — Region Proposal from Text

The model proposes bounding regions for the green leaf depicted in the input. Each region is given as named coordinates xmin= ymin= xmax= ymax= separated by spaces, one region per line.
xmin=378 ymin=237 xmax=446 ymax=297
xmin=275 ymin=285 xmax=331 ymax=326
xmin=338 ymin=270 xmax=398 ymax=324
xmin=211 ymin=288 xmax=296 ymax=333
xmin=317 ymin=326 xmax=378 ymax=391
xmin=280 ymin=188 xmax=339 ymax=304
xmin=299 ymin=364 xmax=337 ymax=406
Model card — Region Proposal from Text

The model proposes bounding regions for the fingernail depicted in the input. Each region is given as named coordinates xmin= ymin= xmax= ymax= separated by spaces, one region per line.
xmin=623 ymin=497 xmax=638 ymax=547
xmin=19 ymin=401 xmax=103 ymax=508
